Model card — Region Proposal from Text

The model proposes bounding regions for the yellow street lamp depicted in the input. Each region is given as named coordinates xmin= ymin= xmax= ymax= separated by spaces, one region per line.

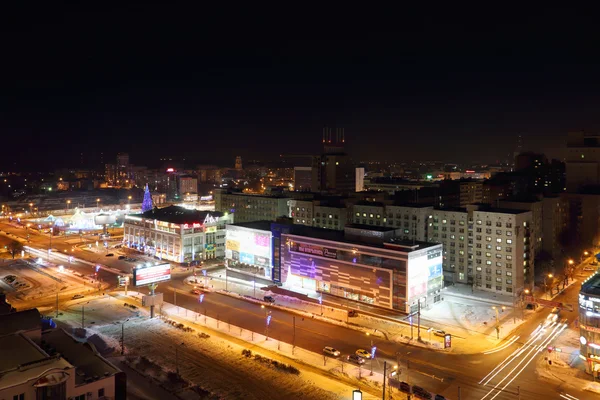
xmin=568 ymin=259 xmax=574 ymax=265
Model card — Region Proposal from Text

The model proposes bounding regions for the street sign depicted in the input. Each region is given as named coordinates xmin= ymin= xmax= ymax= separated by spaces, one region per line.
xmin=371 ymin=346 xmax=377 ymax=358
xmin=444 ymin=334 xmax=452 ymax=349
xmin=266 ymin=315 xmax=272 ymax=326
xmin=199 ymin=294 xmax=205 ymax=303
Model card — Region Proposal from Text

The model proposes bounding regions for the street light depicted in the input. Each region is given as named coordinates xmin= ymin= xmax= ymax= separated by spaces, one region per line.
xmin=121 ymin=318 xmax=130 ymax=355
xmin=544 ymin=273 xmax=553 ymax=299
xmin=66 ymin=200 xmax=71 ymax=210
xmin=96 ymin=198 xmax=100 ymax=209
xmin=175 ymin=342 xmax=185 ymax=376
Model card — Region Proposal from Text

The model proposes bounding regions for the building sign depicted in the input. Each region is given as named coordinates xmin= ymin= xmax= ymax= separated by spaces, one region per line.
xmin=444 ymin=334 xmax=452 ymax=349
xmin=291 ymin=242 xmax=337 ymax=259
xmin=133 ymin=263 xmax=171 ymax=286
xmin=581 ymin=324 xmax=600 ymax=334
xmin=205 ymin=244 xmax=215 ymax=251
xmin=205 ymin=226 xmax=217 ymax=233
xmin=226 ymin=225 xmax=272 ymax=267
xmin=183 ymin=223 xmax=202 ymax=229
xmin=254 ymin=255 xmax=270 ymax=267
xmin=204 ymin=214 xmax=219 ymax=224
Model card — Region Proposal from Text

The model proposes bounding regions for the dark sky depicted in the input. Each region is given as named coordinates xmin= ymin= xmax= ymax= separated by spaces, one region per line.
xmin=2 ymin=4 xmax=600 ymax=170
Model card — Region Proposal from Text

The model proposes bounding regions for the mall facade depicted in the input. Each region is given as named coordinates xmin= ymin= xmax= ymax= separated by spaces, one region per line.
xmin=278 ymin=224 xmax=443 ymax=313
xmin=123 ymin=205 xmax=233 ymax=263
xmin=579 ymin=271 xmax=600 ymax=376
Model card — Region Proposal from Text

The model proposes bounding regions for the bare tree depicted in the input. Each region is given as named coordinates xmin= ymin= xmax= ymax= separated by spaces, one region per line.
xmin=7 ymin=240 xmax=23 ymax=259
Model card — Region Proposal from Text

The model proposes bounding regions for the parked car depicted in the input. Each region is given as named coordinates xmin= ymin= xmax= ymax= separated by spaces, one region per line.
xmin=435 ymin=395 xmax=447 ymax=400
xmin=118 ymin=255 xmax=126 ymax=260
xmin=347 ymin=310 xmax=358 ymax=317
xmin=399 ymin=382 xmax=411 ymax=393
xmin=191 ymin=289 xmax=201 ymax=295
xmin=355 ymin=349 xmax=372 ymax=359
xmin=433 ymin=329 xmax=446 ymax=337
xmin=72 ymin=294 xmax=84 ymax=300
xmin=584 ymin=266 xmax=596 ymax=271
xmin=589 ymin=261 xmax=598 ymax=266
xmin=105 ymin=253 xmax=114 ymax=257
xmin=323 ymin=346 xmax=341 ymax=357
xmin=347 ymin=354 xmax=365 ymax=365
xmin=412 ymin=385 xmax=432 ymax=400
xmin=263 ymin=296 xmax=275 ymax=303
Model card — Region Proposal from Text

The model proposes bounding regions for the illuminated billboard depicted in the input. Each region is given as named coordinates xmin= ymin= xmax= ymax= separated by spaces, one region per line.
xmin=407 ymin=246 xmax=443 ymax=300
xmin=133 ymin=263 xmax=171 ymax=286
xmin=226 ymin=225 xmax=272 ymax=267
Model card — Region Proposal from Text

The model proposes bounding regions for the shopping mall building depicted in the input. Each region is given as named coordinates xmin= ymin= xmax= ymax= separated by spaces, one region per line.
xmin=225 ymin=221 xmax=443 ymax=313
xmin=579 ymin=272 xmax=600 ymax=376
xmin=123 ymin=205 xmax=233 ymax=263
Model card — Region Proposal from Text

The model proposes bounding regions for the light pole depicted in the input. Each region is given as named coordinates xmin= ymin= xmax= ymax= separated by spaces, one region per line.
xmin=121 ymin=318 xmax=130 ymax=355
xmin=318 ymin=294 xmax=323 ymax=315
xmin=96 ymin=198 xmax=100 ymax=210
xmin=544 ymin=273 xmax=553 ymax=299
xmin=253 ymin=280 xmax=256 ymax=298
xmin=29 ymin=203 xmax=33 ymax=214
xmin=492 ymin=305 xmax=505 ymax=339
xmin=175 ymin=342 xmax=184 ymax=376
xmin=66 ymin=200 xmax=71 ymax=211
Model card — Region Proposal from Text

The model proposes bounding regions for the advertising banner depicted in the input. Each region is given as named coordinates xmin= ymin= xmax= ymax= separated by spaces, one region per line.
xmin=226 ymin=240 xmax=240 ymax=252
xmin=254 ymin=255 xmax=271 ymax=267
xmin=292 ymin=242 xmax=337 ymax=259
xmin=133 ymin=263 xmax=171 ymax=286
xmin=240 ymin=252 xmax=254 ymax=264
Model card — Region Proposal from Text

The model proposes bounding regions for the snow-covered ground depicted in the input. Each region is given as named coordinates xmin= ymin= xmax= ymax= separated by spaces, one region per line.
xmin=535 ymin=327 xmax=600 ymax=396
xmin=56 ymin=294 xmax=384 ymax=400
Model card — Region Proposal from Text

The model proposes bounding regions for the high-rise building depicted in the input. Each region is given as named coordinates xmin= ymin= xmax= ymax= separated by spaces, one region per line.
xmin=355 ymin=167 xmax=365 ymax=192
xmin=214 ymin=189 xmax=290 ymax=223
xmin=312 ymin=128 xmax=355 ymax=194
xmin=235 ymin=156 xmax=243 ymax=170
xmin=566 ymin=131 xmax=600 ymax=192
xmin=293 ymin=167 xmax=312 ymax=191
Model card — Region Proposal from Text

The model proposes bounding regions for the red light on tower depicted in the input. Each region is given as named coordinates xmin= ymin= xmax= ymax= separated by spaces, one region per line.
xmin=166 ymin=168 xmax=174 ymax=173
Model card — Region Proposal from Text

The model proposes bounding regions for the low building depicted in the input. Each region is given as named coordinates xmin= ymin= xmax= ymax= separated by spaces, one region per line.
xmin=0 ymin=310 xmax=125 ymax=400
xmin=579 ymin=272 xmax=600 ymax=376
xmin=124 ymin=205 xmax=233 ymax=263
xmin=278 ymin=224 xmax=443 ymax=313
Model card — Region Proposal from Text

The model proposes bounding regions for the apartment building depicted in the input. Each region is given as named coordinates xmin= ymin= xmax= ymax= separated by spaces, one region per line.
xmin=385 ymin=204 xmax=433 ymax=242
xmin=430 ymin=205 xmax=534 ymax=295
xmin=214 ymin=189 xmax=290 ymax=223
xmin=288 ymin=199 xmax=348 ymax=230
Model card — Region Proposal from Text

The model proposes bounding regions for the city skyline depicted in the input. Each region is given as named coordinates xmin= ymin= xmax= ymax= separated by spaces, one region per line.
xmin=2 ymin=5 xmax=599 ymax=169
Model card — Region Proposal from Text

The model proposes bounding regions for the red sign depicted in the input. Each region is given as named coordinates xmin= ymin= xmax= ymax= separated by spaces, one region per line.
xmin=581 ymin=324 xmax=600 ymax=334
xmin=183 ymin=223 xmax=202 ymax=229
xmin=523 ymin=295 xmax=562 ymax=309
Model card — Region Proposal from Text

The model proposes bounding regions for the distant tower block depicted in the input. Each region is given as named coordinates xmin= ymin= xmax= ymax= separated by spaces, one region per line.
xmin=235 ymin=156 xmax=243 ymax=170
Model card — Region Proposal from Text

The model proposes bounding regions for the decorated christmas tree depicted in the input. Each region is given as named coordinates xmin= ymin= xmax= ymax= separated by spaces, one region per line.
xmin=141 ymin=183 xmax=153 ymax=213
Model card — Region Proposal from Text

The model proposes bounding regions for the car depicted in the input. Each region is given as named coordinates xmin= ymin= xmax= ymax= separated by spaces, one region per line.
xmin=347 ymin=354 xmax=365 ymax=365
xmin=399 ymin=382 xmax=411 ymax=393
xmin=412 ymin=385 xmax=432 ymax=400
xmin=590 ymin=261 xmax=598 ymax=266
xmin=263 ymin=296 xmax=275 ymax=303
xmin=433 ymin=329 xmax=446 ymax=337
xmin=355 ymin=349 xmax=372 ymax=359
xmin=118 ymin=255 xmax=126 ymax=260
xmin=545 ymin=312 xmax=559 ymax=326
xmin=347 ymin=310 xmax=358 ymax=317
xmin=434 ymin=395 xmax=447 ymax=400
xmin=323 ymin=346 xmax=341 ymax=357
xmin=105 ymin=253 xmax=114 ymax=257
xmin=584 ymin=266 xmax=596 ymax=271
xmin=191 ymin=289 xmax=201 ymax=295
xmin=72 ymin=294 xmax=84 ymax=300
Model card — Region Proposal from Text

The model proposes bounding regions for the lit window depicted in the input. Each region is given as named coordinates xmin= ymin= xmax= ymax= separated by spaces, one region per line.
xmin=506 ymin=239 xmax=512 ymax=244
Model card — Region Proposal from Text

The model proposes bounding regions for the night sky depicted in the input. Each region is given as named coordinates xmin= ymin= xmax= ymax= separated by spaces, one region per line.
xmin=2 ymin=5 xmax=600 ymax=170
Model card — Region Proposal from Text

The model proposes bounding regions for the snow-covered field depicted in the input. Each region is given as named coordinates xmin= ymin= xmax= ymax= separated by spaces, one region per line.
xmin=56 ymin=295 xmax=382 ymax=400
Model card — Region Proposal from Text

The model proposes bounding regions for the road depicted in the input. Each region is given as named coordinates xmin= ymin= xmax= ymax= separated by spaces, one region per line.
xmin=0 ymin=219 xmax=596 ymax=399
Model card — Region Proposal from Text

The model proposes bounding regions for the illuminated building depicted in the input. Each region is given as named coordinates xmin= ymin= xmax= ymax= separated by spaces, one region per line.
xmin=123 ymin=205 xmax=233 ymax=263
xmin=225 ymin=221 xmax=273 ymax=279
xmin=311 ymin=128 xmax=355 ymax=195
xmin=579 ymin=272 xmax=600 ymax=376
xmin=277 ymin=223 xmax=443 ymax=313
xmin=178 ymin=175 xmax=198 ymax=196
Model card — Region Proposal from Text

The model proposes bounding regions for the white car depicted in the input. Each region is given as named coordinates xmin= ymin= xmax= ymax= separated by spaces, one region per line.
xmin=323 ymin=346 xmax=341 ymax=357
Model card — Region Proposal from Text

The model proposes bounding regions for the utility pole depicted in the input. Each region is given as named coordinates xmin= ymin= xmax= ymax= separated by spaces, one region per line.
xmin=121 ymin=323 xmax=125 ymax=355
xmin=81 ymin=306 xmax=84 ymax=329
xmin=292 ymin=316 xmax=296 ymax=355
xmin=458 ymin=386 xmax=461 ymax=400
xmin=55 ymin=292 xmax=58 ymax=318
xmin=382 ymin=361 xmax=387 ymax=400
xmin=417 ymin=299 xmax=421 ymax=340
